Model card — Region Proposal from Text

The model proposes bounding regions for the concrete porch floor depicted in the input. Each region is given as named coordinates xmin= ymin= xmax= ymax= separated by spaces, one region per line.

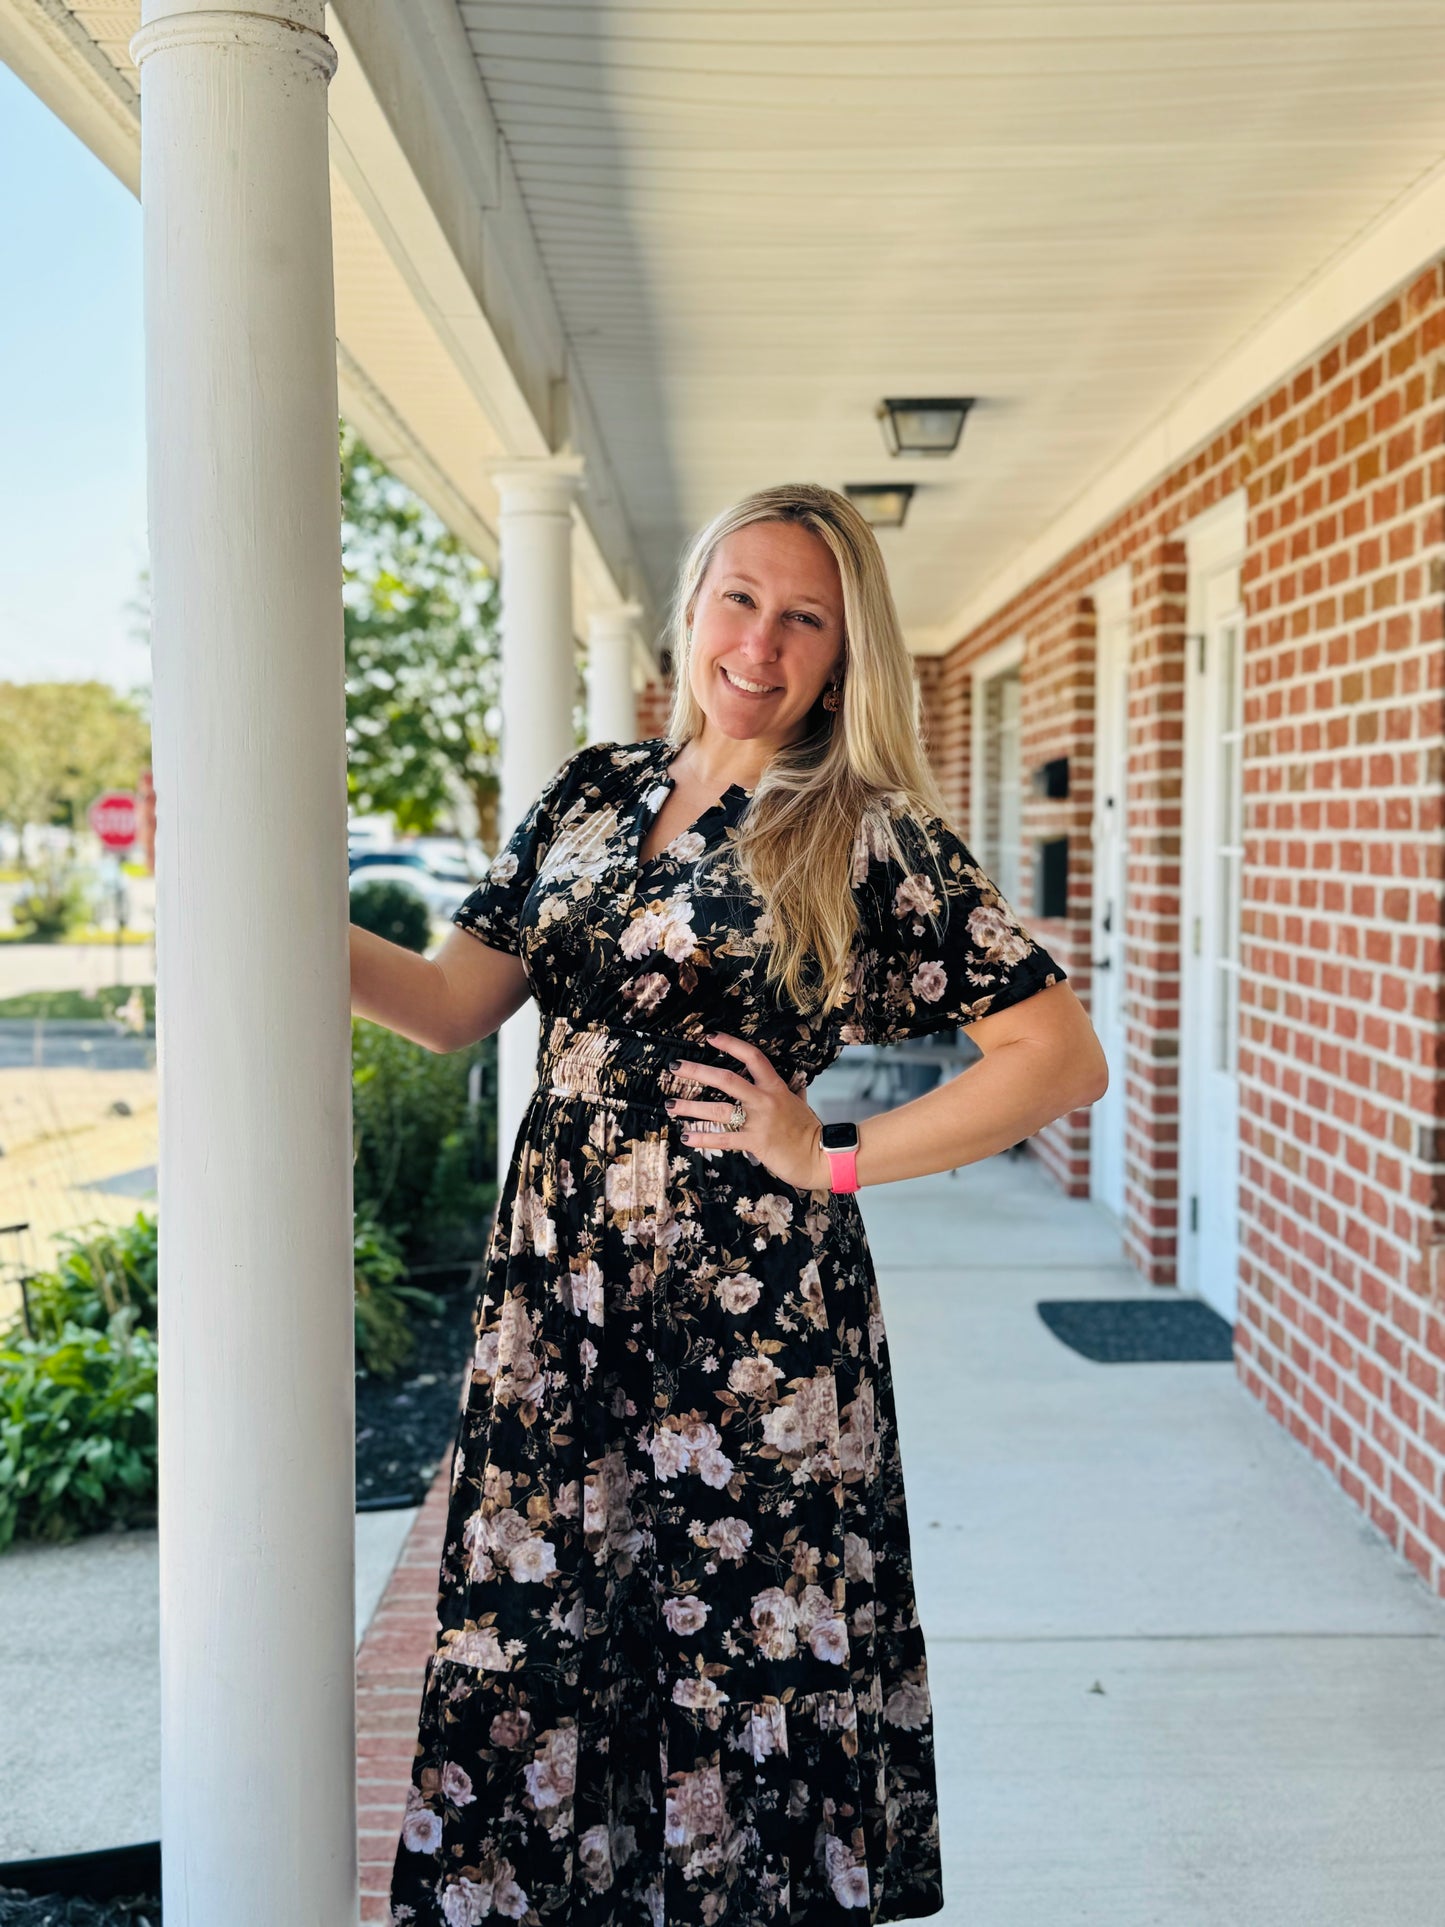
xmin=869 ymin=1147 xmax=1445 ymax=1926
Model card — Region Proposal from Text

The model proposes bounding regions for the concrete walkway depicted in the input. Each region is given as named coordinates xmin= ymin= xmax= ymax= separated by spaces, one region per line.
xmin=3 ymin=1135 xmax=1443 ymax=1921
xmin=0 ymin=1504 xmax=419 ymax=1863
xmin=871 ymin=1152 xmax=1445 ymax=1927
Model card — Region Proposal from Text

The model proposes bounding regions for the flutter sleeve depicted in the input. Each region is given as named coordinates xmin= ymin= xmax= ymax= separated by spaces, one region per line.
xmin=451 ymin=741 xmax=596 ymax=956
xmin=859 ymin=805 xmax=1068 ymax=1044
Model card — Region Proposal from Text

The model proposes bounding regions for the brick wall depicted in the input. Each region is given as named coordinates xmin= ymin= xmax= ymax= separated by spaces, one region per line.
xmin=918 ymin=260 xmax=1445 ymax=1598
xmin=635 ymin=679 xmax=672 ymax=738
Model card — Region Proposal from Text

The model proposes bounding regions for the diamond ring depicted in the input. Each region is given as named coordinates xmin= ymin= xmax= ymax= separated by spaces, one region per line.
xmin=727 ymin=1100 xmax=748 ymax=1131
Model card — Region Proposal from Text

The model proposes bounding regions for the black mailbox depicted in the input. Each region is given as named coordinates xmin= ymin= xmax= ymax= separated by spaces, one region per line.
xmin=1034 ymin=836 xmax=1068 ymax=919
xmin=1031 ymin=756 xmax=1070 ymax=799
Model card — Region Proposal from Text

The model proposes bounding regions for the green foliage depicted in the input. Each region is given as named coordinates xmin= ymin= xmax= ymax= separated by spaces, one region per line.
xmin=341 ymin=421 xmax=506 ymax=838
xmin=10 ymin=871 xmax=91 ymax=941
xmin=17 ymin=1214 xmax=159 ymax=1345
xmin=0 ymin=1317 xmax=158 ymax=1550
xmin=0 ymin=681 xmax=151 ymax=838
xmin=351 ymin=1016 xmax=495 ymax=1260
xmin=353 ymin=1212 xmax=446 ymax=1378
xmin=0 ymin=679 xmax=150 ymax=941
xmin=0 ymin=1023 xmax=499 ymax=1548
xmin=350 ymin=878 xmax=433 ymax=953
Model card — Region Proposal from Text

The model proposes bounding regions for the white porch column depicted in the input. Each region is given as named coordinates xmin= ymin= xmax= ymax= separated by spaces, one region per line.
xmin=586 ymin=602 xmax=643 ymax=746
xmin=486 ymin=455 xmax=585 ymax=1180
xmin=128 ymin=7 xmax=356 ymax=1925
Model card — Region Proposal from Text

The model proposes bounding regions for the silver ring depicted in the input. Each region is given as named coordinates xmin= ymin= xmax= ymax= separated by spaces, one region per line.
xmin=727 ymin=1100 xmax=747 ymax=1131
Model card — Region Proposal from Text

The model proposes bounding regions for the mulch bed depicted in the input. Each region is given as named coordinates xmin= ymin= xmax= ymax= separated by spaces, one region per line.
xmin=354 ymin=1261 xmax=483 ymax=1509
xmin=0 ymin=1894 xmax=158 ymax=1927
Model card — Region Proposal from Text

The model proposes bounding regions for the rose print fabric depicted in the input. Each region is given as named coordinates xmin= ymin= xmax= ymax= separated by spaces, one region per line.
xmin=387 ymin=736 xmax=1067 ymax=1927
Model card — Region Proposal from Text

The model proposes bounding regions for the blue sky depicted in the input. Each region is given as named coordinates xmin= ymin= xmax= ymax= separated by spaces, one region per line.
xmin=1 ymin=58 xmax=149 ymax=692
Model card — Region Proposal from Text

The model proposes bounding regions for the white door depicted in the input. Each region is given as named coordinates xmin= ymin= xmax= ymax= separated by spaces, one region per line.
xmin=1088 ymin=571 xmax=1130 ymax=1222
xmin=1179 ymin=526 xmax=1245 ymax=1321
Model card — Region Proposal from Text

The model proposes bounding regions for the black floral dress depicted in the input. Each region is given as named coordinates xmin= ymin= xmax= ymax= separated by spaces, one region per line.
xmin=387 ymin=735 xmax=1067 ymax=1927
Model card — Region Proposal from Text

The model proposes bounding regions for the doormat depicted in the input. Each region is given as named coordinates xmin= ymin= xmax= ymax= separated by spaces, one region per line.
xmin=1036 ymin=1296 xmax=1234 ymax=1362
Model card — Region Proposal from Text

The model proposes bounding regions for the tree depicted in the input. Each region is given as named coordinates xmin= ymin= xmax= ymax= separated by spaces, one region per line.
xmin=341 ymin=421 xmax=507 ymax=840
xmin=0 ymin=681 xmax=151 ymax=937
xmin=126 ymin=421 xmax=555 ymax=843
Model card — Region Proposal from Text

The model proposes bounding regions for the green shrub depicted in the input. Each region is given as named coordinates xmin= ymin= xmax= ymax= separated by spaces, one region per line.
xmin=16 ymin=1214 xmax=159 ymax=1345
xmin=0 ymin=1316 xmax=158 ymax=1550
xmin=353 ymin=1212 xmax=446 ymax=1378
xmin=352 ymin=1017 xmax=495 ymax=1259
xmin=350 ymin=879 xmax=432 ymax=953
xmin=10 ymin=871 xmax=91 ymax=943
xmin=0 ymin=1021 xmax=498 ymax=1548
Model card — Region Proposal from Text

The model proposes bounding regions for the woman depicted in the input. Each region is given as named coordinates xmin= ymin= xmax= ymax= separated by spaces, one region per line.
xmin=352 ymin=482 xmax=1107 ymax=1927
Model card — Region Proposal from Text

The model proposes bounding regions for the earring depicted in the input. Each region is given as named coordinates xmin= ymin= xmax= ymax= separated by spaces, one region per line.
xmin=822 ymin=680 xmax=843 ymax=712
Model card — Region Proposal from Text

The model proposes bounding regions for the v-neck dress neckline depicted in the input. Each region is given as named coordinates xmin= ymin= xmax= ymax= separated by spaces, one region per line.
xmin=629 ymin=735 xmax=757 ymax=888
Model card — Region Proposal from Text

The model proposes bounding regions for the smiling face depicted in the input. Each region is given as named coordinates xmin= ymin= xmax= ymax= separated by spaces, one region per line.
xmin=686 ymin=519 xmax=845 ymax=751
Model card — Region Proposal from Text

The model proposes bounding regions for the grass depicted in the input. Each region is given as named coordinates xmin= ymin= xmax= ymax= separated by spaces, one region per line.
xmin=0 ymin=985 xmax=155 ymax=1025
xmin=0 ymin=929 xmax=153 ymax=947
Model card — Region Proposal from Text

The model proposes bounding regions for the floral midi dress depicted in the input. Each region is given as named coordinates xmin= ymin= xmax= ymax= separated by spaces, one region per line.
xmin=387 ymin=735 xmax=1067 ymax=1927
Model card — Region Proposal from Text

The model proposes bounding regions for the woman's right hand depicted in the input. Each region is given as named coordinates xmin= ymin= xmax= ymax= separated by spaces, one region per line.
xmin=349 ymin=922 xmax=531 ymax=1052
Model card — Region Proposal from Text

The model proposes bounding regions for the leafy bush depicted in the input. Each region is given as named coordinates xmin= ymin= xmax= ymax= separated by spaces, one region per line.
xmin=0 ymin=1019 xmax=499 ymax=1548
xmin=18 ymin=1214 xmax=158 ymax=1345
xmin=353 ymin=1212 xmax=446 ymax=1378
xmin=10 ymin=871 xmax=91 ymax=942
xmin=350 ymin=879 xmax=432 ymax=953
xmin=352 ymin=1017 xmax=495 ymax=1260
xmin=0 ymin=1316 xmax=158 ymax=1550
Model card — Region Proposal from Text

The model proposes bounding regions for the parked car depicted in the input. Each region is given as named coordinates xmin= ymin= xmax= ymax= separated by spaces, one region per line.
xmin=348 ymin=860 xmax=469 ymax=922
xmin=349 ymin=847 xmax=432 ymax=876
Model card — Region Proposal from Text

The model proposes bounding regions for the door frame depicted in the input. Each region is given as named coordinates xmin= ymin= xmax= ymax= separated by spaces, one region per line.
xmin=1178 ymin=490 xmax=1247 ymax=1318
xmin=1087 ymin=564 xmax=1131 ymax=1223
xmin=968 ymin=633 xmax=1025 ymax=890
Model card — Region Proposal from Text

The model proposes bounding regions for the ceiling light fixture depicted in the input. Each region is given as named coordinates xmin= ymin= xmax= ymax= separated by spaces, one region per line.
xmin=844 ymin=483 xmax=915 ymax=529
xmin=876 ymin=397 xmax=975 ymax=458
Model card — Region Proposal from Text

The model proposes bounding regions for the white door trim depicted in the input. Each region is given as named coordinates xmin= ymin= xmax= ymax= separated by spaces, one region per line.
xmin=1087 ymin=563 xmax=1131 ymax=1223
xmin=1179 ymin=489 xmax=1247 ymax=1319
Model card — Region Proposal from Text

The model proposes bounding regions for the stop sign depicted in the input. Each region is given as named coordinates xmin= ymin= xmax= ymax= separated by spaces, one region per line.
xmin=90 ymin=790 xmax=139 ymax=851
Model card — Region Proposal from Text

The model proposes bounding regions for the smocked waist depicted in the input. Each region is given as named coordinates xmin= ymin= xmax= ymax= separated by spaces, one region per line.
xmin=535 ymin=1014 xmax=800 ymax=1111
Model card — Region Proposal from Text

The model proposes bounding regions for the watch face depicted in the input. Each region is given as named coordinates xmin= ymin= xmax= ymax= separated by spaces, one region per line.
xmin=820 ymin=1121 xmax=860 ymax=1153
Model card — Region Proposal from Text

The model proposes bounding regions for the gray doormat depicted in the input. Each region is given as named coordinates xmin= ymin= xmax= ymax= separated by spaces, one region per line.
xmin=1037 ymin=1296 xmax=1234 ymax=1362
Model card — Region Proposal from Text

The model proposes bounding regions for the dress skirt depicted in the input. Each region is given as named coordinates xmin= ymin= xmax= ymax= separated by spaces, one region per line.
xmin=384 ymin=1014 xmax=946 ymax=1927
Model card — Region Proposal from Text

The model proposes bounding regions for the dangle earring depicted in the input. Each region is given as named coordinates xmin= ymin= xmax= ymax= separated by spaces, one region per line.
xmin=822 ymin=679 xmax=844 ymax=712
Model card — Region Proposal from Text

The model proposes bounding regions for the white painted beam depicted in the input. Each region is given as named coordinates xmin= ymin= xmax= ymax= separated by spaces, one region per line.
xmin=327 ymin=0 xmax=655 ymax=639
xmin=0 ymin=0 xmax=139 ymax=192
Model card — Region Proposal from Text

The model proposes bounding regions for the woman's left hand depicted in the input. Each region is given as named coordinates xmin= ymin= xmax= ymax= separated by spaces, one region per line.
xmin=667 ymin=1030 xmax=829 ymax=1193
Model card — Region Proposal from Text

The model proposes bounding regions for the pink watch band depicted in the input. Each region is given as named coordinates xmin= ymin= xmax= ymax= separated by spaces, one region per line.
xmin=825 ymin=1144 xmax=860 ymax=1193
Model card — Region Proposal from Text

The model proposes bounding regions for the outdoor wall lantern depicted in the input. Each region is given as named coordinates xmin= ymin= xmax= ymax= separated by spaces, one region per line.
xmin=844 ymin=482 xmax=915 ymax=528
xmin=876 ymin=397 xmax=975 ymax=458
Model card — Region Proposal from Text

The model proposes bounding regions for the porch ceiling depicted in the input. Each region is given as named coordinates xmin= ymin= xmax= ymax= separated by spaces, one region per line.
xmin=459 ymin=0 xmax=1445 ymax=647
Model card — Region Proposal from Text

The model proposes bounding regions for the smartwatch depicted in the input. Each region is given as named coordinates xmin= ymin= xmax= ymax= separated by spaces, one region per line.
xmin=820 ymin=1120 xmax=861 ymax=1194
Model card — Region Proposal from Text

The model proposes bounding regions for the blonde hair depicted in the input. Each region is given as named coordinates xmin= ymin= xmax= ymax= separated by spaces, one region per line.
xmin=664 ymin=482 xmax=954 ymax=1016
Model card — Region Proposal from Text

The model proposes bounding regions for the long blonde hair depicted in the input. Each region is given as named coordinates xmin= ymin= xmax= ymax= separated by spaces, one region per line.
xmin=664 ymin=482 xmax=954 ymax=1017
